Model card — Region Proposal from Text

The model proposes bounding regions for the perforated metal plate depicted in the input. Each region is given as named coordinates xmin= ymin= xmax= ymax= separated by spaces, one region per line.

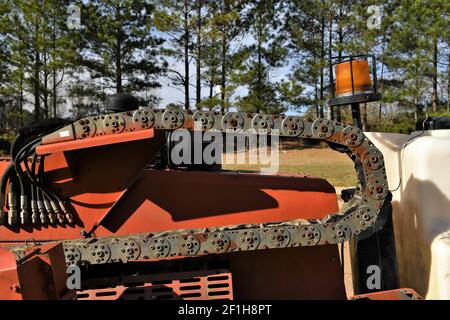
xmin=76 ymin=270 xmax=233 ymax=300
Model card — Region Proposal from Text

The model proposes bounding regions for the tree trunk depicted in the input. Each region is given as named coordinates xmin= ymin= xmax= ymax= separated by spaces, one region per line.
xmin=313 ymin=32 xmax=319 ymax=117
xmin=362 ymin=103 xmax=368 ymax=131
xmin=379 ymin=36 xmax=387 ymax=122
xmin=414 ymin=76 xmax=420 ymax=122
xmin=328 ymin=14 xmax=334 ymax=120
xmin=53 ymin=70 xmax=57 ymax=117
xmin=319 ymin=10 xmax=325 ymax=118
xmin=115 ymin=4 xmax=123 ymax=94
xmin=19 ymin=75 xmax=24 ymax=128
xmin=43 ymin=51 xmax=50 ymax=119
xmin=209 ymin=64 xmax=216 ymax=101
xmin=34 ymin=49 xmax=41 ymax=120
xmin=220 ymin=0 xmax=230 ymax=112
xmin=448 ymin=52 xmax=450 ymax=112
xmin=336 ymin=9 xmax=343 ymax=122
xmin=184 ymin=0 xmax=190 ymax=110
xmin=209 ymin=64 xmax=214 ymax=99
xmin=314 ymin=81 xmax=319 ymax=117
xmin=43 ymin=69 xmax=49 ymax=118
xmin=256 ymin=13 xmax=263 ymax=114
xmin=52 ymin=10 xmax=57 ymax=118
xmin=209 ymin=80 xmax=213 ymax=99
xmin=116 ymin=39 xmax=123 ymax=93
xmin=220 ymin=29 xmax=227 ymax=111
xmin=432 ymin=36 xmax=438 ymax=112
xmin=196 ymin=0 xmax=202 ymax=107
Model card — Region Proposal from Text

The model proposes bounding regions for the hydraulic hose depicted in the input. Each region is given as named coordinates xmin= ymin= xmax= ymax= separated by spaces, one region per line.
xmin=7 ymin=174 xmax=19 ymax=226
xmin=0 ymin=163 xmax=14 ymax=225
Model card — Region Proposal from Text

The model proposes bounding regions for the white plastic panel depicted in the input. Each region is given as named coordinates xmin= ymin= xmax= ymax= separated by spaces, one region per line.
xmin=366 ymin=130 xmax=450 ymax=299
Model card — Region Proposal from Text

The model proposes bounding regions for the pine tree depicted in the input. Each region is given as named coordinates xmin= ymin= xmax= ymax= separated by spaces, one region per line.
xmin=0 ymin=1 xmax=10 ymax=96
xmin=235 ymin=0 xmax=287 ymax=114
xmin=2 ymin=0 xmax=78 ymax=120
xmin=198 ymin=0 xmax=222 ymax=109
xmin=383 ymin=0 xmax=441 ymax=121
xmin=0 ymin=1 xmax=14 ymax=131
xmin=3 ymin=0 xmax=46 ymax=120
xmin=80 ymin=0 xmax=167 ymax=105
xmin=67 ymin=81 xmax=107 ymax=118
xmin=195 ymin=0 xmax=246 ymax=111
xmin=193 ymin=0 xmax=205 ymax=106
xmin=154 ymin=0 xmax=194 ymax=109
xmin=283 ymin=0 xmax=327 ymax=116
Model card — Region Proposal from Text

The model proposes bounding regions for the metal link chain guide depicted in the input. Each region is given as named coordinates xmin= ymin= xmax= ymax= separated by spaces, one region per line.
xmin=10 ymin=107 xmax=389 ymax=266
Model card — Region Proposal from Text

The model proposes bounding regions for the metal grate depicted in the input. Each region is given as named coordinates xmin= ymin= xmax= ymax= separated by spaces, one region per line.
xmin=77 ymin=270 xmax=233 ymax=300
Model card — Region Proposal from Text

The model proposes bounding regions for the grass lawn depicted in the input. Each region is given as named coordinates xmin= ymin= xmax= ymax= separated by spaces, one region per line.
xmin=223 ymin=146 xmax=357 ymax=187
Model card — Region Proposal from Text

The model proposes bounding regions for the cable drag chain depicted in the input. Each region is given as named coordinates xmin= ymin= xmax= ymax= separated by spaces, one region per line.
xmin=9 ymin=107 xmax=388 ymax=265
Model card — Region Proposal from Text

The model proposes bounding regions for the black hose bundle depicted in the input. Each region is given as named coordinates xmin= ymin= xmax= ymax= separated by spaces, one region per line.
xmin=0 ymin=118 xmax=71 ymax=226
xmin=7 ymin=174 xmax=19 ymax=225
xmin=0 ymin=163 xmax=14 ymax=224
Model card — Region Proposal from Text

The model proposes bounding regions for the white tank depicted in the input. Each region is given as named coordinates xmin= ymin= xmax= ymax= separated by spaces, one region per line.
xmin=365 ymin=130 xmax=450 ymax=299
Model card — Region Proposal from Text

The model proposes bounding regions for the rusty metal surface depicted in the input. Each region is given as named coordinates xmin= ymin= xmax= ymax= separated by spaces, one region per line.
xmin=36 ymin=128 xmax=155 ymax=155
xmin=0 ymin=164 xmax=337 ymax=242
xmin=39 ymin=109 xmax=390 ymax=242
xmin=77 ymin=270 xmax=233 ymax=300
xmin=0 ymin=247 xmax=22 ymax=299
xmin=350 ymin=288 xmax=422 ymax=300
xmin=0 ymin=243 xmax=73 ymax=300
xmin=226 ymin=245 xmax=346 ymax=299
xmin=0 ymin=133 xmax=167 ymax=240
xmin=97 ymin=170 xmax=338 ymax=234
xmin=75 ymin=244 xmax=345 ymax=300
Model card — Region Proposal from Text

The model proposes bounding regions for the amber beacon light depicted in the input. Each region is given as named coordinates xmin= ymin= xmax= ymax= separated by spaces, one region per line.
xmin=327 ymin=54 xmax=381 ymax=128
xmin=335 ymin=60 xmax=371 ymax=96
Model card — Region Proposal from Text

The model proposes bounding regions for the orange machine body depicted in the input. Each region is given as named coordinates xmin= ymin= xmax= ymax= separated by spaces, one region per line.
xmin=0 ymin=132 xmax=346 ymax=300
xmin=0 ymin=132 xmax=338 ymax=242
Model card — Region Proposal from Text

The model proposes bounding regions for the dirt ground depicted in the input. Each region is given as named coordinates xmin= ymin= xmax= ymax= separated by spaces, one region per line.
xmin=223 ymin=146 xmax=358 ymax=187
xmin=336 ymin=187 xmax=354 ymax=298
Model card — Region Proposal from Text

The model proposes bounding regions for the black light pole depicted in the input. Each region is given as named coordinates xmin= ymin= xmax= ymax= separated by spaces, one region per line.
xmin=327 ymin=54 xmax=399 ymax=294
xmin=351 ymin=103 xmax=362 ymax=128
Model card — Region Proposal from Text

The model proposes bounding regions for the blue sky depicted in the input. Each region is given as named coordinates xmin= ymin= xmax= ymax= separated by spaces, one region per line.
xmin=152 ymin=25 xmax=302 ymax=115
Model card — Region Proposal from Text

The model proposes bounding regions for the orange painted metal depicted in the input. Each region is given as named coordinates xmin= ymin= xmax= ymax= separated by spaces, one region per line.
xmin=0 ymin=243 xmax=73 ymax=300
xmin=0 ymin=131 xmax=344 ymax=301
xmin=0 ymin=133 xmax=165 ymax=241
xmin=77 ymin=270 xmax=233 ymax=300
xmin=36 ymin=128 xmax=155 ymax=155
xmin=350 ymin=288 xmax=422 ymax=300
xmin=225 ymin=245 xmax=346 ymax=299
xmin=0 ymin=116 xmax=402 ymax=301
xmin=0 ymin=247 xmax=22 ymax=299
xmin=98 ymin=170 xmax=338 ymax=235
xmin=76 ymin=244 xmax=346 ymax=300
xmin=0 ymin=135 xmax=338 ymax=242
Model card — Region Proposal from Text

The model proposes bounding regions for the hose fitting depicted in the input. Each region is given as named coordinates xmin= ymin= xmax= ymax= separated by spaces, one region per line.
xmin=51 ymin=200 xmax=65 ymax=224
xmin=20 ymin=195 xmax=29 ymax=225
xmin=59 ymin=201 xmax=73 ymax=224
xmin=7 ymin=183 xmax=19 ymax=226
xmin=37 ymin=199 xmax=48 ymax=224
xmin=31 ymin=200 xmax=39 ymax=224
xmin=43 ymin=198 xmax=56 ymax=224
